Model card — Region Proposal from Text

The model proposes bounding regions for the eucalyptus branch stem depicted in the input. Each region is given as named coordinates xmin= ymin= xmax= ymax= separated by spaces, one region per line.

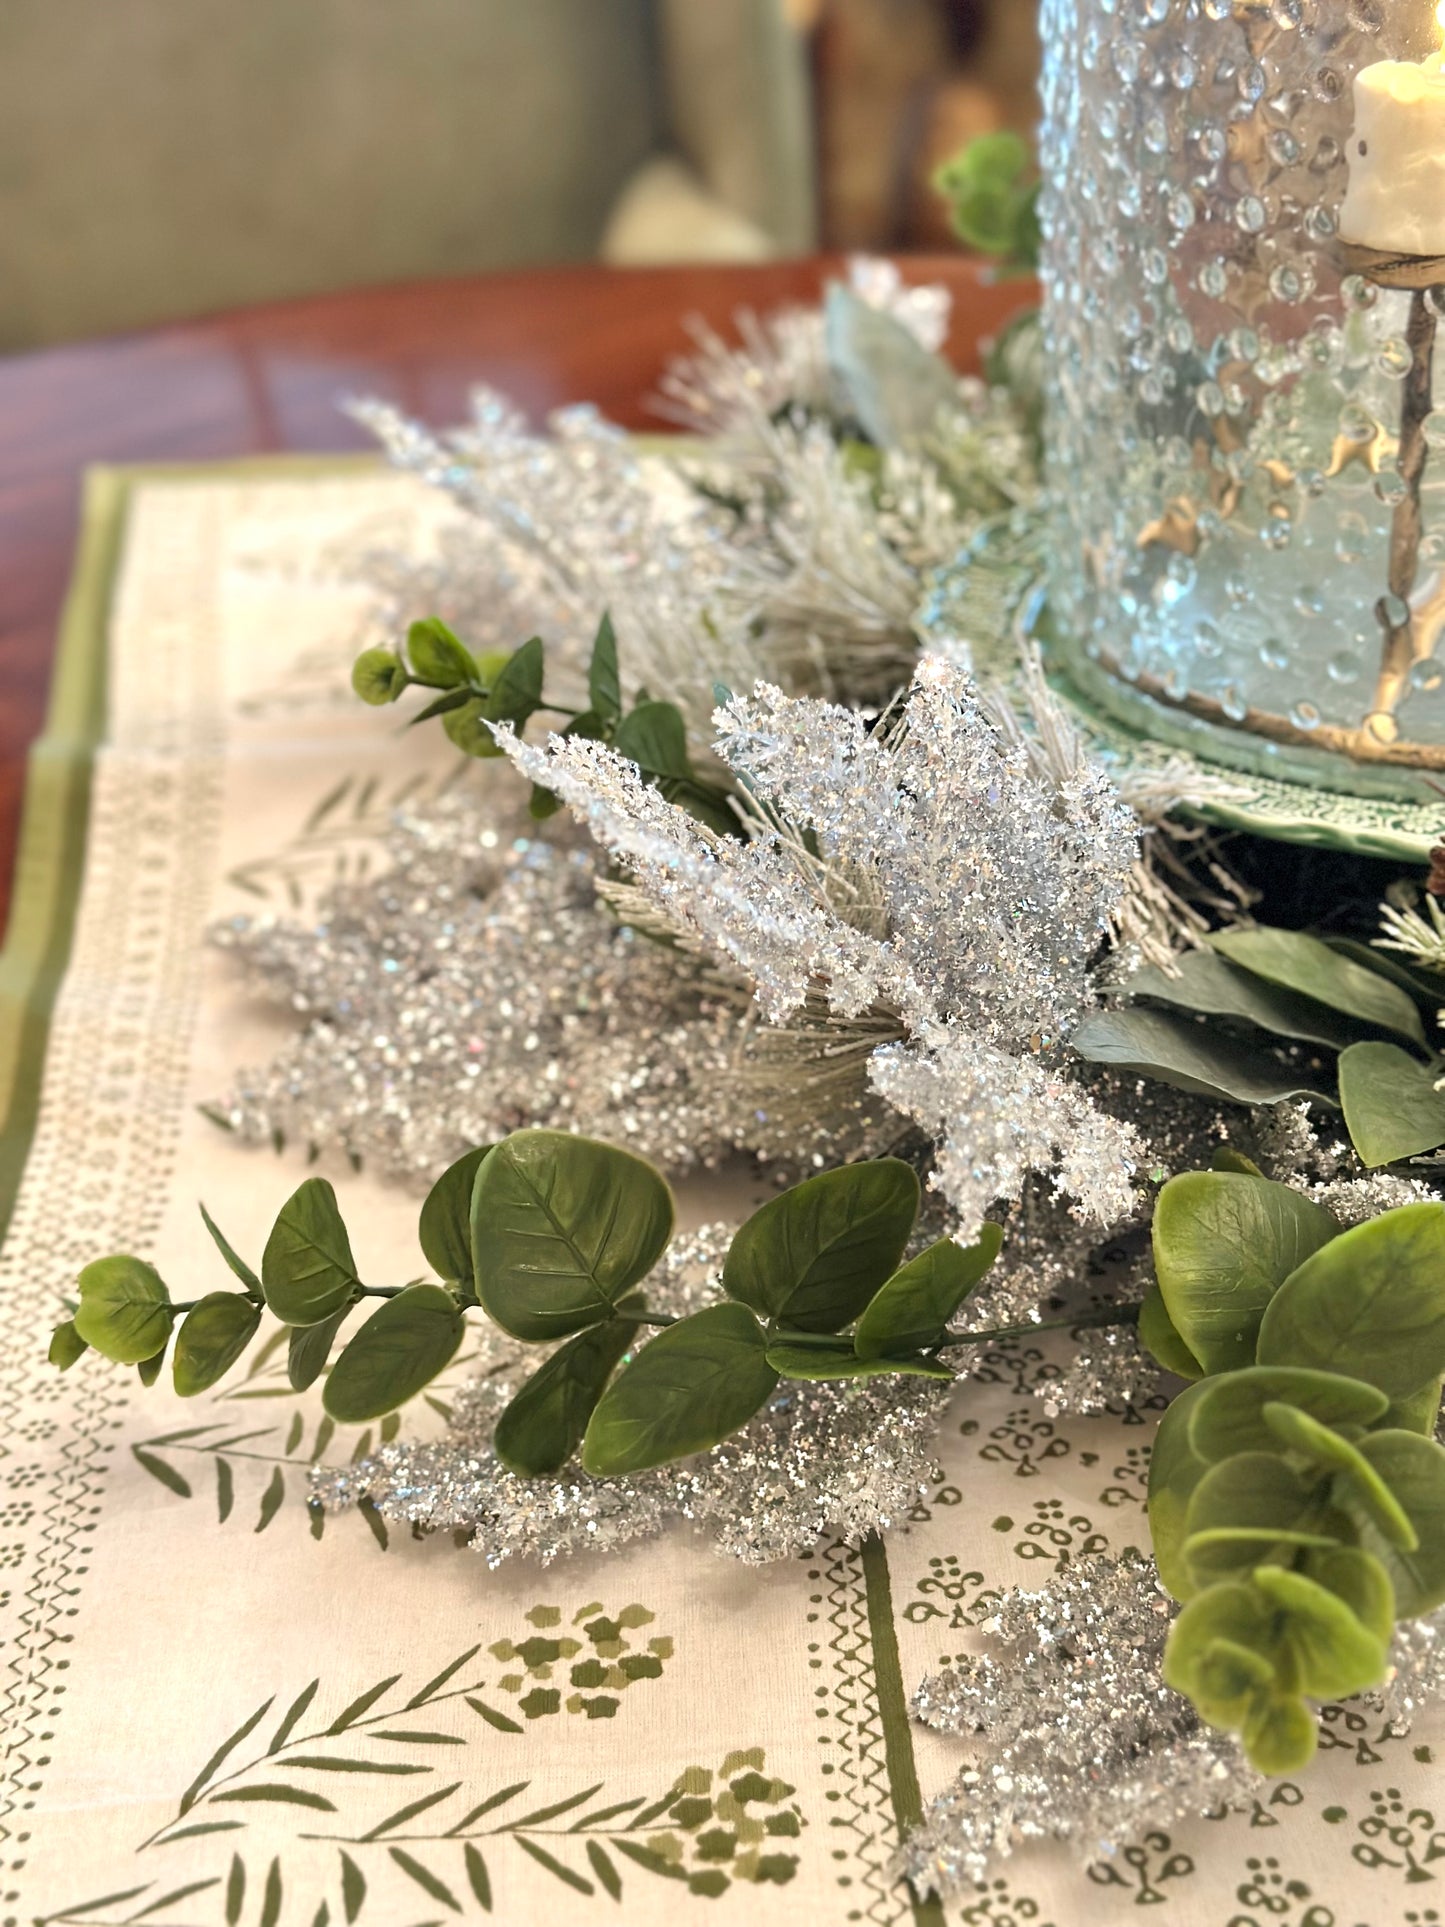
xmin=935 ymin=1303 xmax=1141 ymax=1353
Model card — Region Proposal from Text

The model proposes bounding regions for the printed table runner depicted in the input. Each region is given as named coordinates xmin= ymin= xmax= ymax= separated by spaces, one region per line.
xmin=1 ymin=461 xmax=1440 ymax=1927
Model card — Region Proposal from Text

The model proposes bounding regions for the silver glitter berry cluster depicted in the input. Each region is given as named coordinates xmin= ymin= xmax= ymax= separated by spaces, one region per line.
xmin=311 ymin=1225 xmax=952 ymax=1566
xmin=495 ymin=657 xmax=1144 ymax=1233
xmin=899 ymin=1553 xmax=1445 ymax=1900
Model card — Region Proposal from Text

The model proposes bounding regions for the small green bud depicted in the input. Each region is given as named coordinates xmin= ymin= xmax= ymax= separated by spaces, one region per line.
xmin=48 ymin=1319 xmax=89 ymax=1370
xmin=352 ymin=648 xmax=407 ymax=705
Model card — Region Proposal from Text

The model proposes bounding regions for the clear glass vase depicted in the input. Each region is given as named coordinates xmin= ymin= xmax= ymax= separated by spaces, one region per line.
xmin=1039 ymin=0 xmax=1445 ymax=798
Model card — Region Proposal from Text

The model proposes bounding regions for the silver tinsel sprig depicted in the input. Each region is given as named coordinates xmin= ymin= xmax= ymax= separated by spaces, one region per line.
xmin=311 ymin=1224 xmax=953 ymax=1566
xmin=900 ymin=1554 xmax=1445 ymax=1899
xmin=493 ymin=657 xmax=1144 ymax=1232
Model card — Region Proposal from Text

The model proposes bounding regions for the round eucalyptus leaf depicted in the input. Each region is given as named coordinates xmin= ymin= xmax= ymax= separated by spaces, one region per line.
xmin=74 ymin=1255 xmax=174 ymax=1364
xmin=1260 ymin=1402 xmax=1418 ymax=1551
xmin=472 ymin=1130 xmax=674 ymax=1342
xmin=1354 ymin=1429 xmax=1445 ymax=1614
xmin=1153 ymin=1171 xmax=1338 ymax=1374
xmin=764 ymin=1340 xmax=952 ymax=1382
xmin=322 ymin=1285 xmax=466 ymax=1424
xmin=1187 ymin=1367 xmax=1387 ymax=1464
xmin=493 ymin=1315 xmax=638 ymax=1477
xmin=136 ymin=1346 xmax=168 ymax=1387
xmin=173 ymin=1292 xmax=263 ymax=1398
xmin=1256 ymin=1201 xmax=1445 ymax=1399
xmin=1071 ymin=1007 xmax=1337 ymax=1108
xmin=1209 ymin=927 xmax=1425 ymax=1046
xmin=1240 ymin=1695 xmax=1317 ymax=1777
xmin=1384 ymin=1377 xmax=1444 ymax=1436
xmin=1182 ymin=1453 xmax=1341 ymax=1588
xmin=351 ymin=649 xmax=407 ymax=706
xmin=1301 ymin=1544 xmax=1395 ymax=1646
xmin=261 ymin=1178 xmax=360 ymax=1328
xmin=419 ymin=1145 xmax=493 ymax=1296
xmin=48 ymin=1319 xmax=88 ymax=1370
xmin=1338 ymin=1041 xmax=1445 ymax=1168
xmin=723 ymin=1160 xmax=920 ymax=1334
xmin=287 ymin=1301 xmax=354 ymax=1393
xmin=1146 ymin=1379 xmax=1214 ymax=1601
xmin=581 ymin=1304 xmax=777 ymax=1477
xmin=441 ymin=696 xmax=503 ymax=759
xmin=1137 ymin=1284 xmax=1204 ymax=1381
xmin=1251 ymin=1565 xmax=1390 ymax=1701
xmin=405 ymin=618 xmax=477 ymax=687
xmin=1162 ymin=1578 xmax=1275 ymax=1721
xmin=853 ymin=1225 xmax=1002 ymax=1360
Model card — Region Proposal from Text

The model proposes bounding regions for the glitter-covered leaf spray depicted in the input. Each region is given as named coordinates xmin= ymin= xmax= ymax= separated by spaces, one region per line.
xmin=47 ymin=1128 xmax=1137 ymax=1474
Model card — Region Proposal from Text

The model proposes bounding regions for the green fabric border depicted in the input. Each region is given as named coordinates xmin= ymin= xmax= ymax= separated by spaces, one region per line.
xmin=0 ymin=453 xmax=382 ymax=1252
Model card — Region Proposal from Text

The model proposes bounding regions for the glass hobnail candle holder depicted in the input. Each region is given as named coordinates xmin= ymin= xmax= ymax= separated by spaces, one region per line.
xmin=1039 ymin=0 xmax=1445 ymax=798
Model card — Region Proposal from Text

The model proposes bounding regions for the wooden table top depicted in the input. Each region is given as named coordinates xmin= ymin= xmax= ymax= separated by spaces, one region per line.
xmin=0 ymin=254 xmax=1029 ymax=934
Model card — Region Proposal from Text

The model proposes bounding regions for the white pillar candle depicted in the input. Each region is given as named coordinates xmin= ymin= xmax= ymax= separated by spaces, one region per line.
xmin=1340 ymin=19 xmax=1445 ymax=259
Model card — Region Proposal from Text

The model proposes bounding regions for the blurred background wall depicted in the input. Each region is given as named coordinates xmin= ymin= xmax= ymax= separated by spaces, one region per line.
xmin=0 ymin=0 xmax=1040 ymax=351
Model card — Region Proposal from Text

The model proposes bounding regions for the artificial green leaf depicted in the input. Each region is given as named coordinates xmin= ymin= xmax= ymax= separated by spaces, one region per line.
xmin=1146 ymin=1379 xmax=1214 ymax=1600
xmin=173 ymin=1293 xmax=264 ymax=1397
xmin=1325 ymin=936 xmax=1445 ymax=1010
xmin=1162 ymin=1579 xmax=1274 ymax=1719
xmin=1251 ymin=1566 xmax=1390 ymax=1700
xmin=287 ymin=1302 xmax=353 ymax=1392
xmin=407 ymin=687 xmax=473 ymax=726
xmin=323 ymin=1286 xmax=466 ymax=1423
xmin=136 ymin=1347 xmax=168 ymax=1387
xmin=763 ymin=1340 xmax=952 ymax=1381
xmin=1256 ymin=1201 xmax=1445 ymax=1399
xmin=48 ymin=1319 xmax=89 ymax=1370
xmin=1354 ymin=1429 xmax=1445 ymax=1613
xmin=261 ymin=1179 xmax=359 ymax=1327
xmin=1137 ymin=1284 xmax=1204 ymax=1381
xmin=1338 ymin=1041 xmax=1445 ymax=1167
xmin=418 ymin=1145 xmax=492 ymax=1296
xmin=471 ymin=1129 xmax=674 ymax=1342
xmin=529 ymin=783 xmax=562 ymax=822
xmin=614 ymin=701 xmax=691 ymax=780
xmin=406 ymin=617 xmax=477 ymax=687
xmin=493 ymin=1316 xmax=639 ymax=1475
xmin=441 ymin=696 xmax=500 ymax=759
xmin=853 ymin=1225 xmax=1002 ymax=1359
xmin=1182 ymin=1453 xmax=1340 ymax=1586
xmin=74 ymin=1255 xmax=174 ymax=1364
xmin=581 ymin=1304 xmax=778 ymax=1476
xmin=351 ymin=649 xmax=407 ymax=706
xmin=1210 ymin=927 xmax=1425 ymax=1046
xmin=1187 ymin=1367 xmax=1388 ymax=1463
xmin=1211 ymin=1147 xmax=1265 ymax=1177
xmin=483 ymin=637 xmax=545 ymax=729
xmin=656 ymin=773 xmax=738 ymax=839
xmin=1384 ymin=1377 xmax=1443 ymax=1435
xmin=199 ymin=1203 xmax=261 ymax=1292
xmin=1303 ymin=1544 xmax=1395 ymax=1647
xmin=722 ymin=1160 xmax=920 ymax=1334
xmin=1241 ymin=1695 xmax=1317 ymax=1775
xmin=588 ymin=613 xmax=622 ymax=726
xmin=1125 ymin=948 xmax=1373 ymax=1053
xmin=1260 ymin=1402 xmax=1418 ymax=1550
xmin=1071 ymin=1008 xmax=1337 ymax=1107
xmin=1153 ymin=1171 xmax=1338 ymax=1374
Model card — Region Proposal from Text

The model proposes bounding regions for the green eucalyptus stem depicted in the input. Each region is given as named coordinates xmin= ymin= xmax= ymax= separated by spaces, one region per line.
xmin=934 ymin=1302 xmax=1142 ymax=1353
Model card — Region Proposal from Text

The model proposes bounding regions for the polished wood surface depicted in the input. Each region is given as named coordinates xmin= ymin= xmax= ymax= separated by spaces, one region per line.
xmin=0 ymin=256 xmax=1029 ymax=933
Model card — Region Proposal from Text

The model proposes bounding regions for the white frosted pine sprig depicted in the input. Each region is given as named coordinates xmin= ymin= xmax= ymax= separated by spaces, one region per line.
xmin=494 ymin=657 xmax=1143 ymax=1232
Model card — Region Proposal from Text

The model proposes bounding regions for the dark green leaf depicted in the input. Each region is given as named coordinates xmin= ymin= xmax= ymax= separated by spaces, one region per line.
xmin=1187 ymin=1367 xmax=1387 ymax=1463
xmin=467 ymin=1697 xmax=524 ymax=1734
xmin=588 ymin=613 xmax=622 ymax=726
xmin=360 ymin=1782 xmax=462 ymax=1840
xmin=1152 ymin=1171 xmax=1338 ymax=1374
xmin=269 ymin=1680 xmax=319 ymax=1752
xmin=1325 ymin=937 xmax=1445 ymax=1010
xmin=216 ymin=1456 xmax=235 ymax=1523
xmin=483 ymin=637 xmax=545 ymax=730
xmin=514 ymin=1837 xmax=594 ymax=1895
xmin=1146 ymin=1380 xmax=1214 ymax=1600
xmin=764 ymin=1340 xmax=951 ymax=1380
xmin=132 ymin=1446 xmax=192 ymax=1499
xmin=179 ymin=1697 xmax=275 ymax=1813
xmin=440 ymin=696 xmax=499 ymax=758
xmin=1256 ymin=1201 xmax=1445 ymax=1399
xmin=47 ymin=1318 xmax=88 ymax=1369
xmin=1071 ymin=1007 xmax=1338 ymax=1107
xmin=282 ymin=1757 xmax=430 ymax=1775
xmin=529 ymin=783 xmax=562 ymax=821
xmin=288 ymin=1303 xmax=353 ymax=1392
xmin=656 ymin=773 xmax=738 ymax=839
xmin=406 ymin=1646 xmax=482 ymax=1708
xmin=586 ymin=1841 xmax=622 ymax=1902
xmin=326 ymin=1675 xmax=403 ymax=1734
xmin=464 ymin=1843 xmax=492 ymax=1913
xmin=260 ymin=1862 xmax=282 ymax=1927
xmin=199 ymin=1203 xmax=261 ymax=1292
xmin=419 ymin=1146 xmax=493 ymax=1296
xmin=582 ymin=1304 xmax=777 ymax=1476
xmin=1137 ymin=1285 xmax=1204 ymax=1380
xmin=853 ymin=1226 xmax=1002 ymax=1359
xmin=226 ymin=1853 xmax=245 ymax=1927
xmin=1210 ymin=927 xmax=1425 ymax=1046
xmin=352 ymin=649 xmax=407 ymax=705
xmin=75 ymin=1255 xmax=173 ymax=1364
xmin=472 ymin=1129 xmax=674 ymax=1342
xmin=256 ymin=1467 xmax=286 ymax=1533
xmin=1355 ymin=1430 xmax=1445 ymax=1613
xmin=408 ymin=686 xmax=474 ymax=725
xmin=173 ymin=1293 xmax=262 ymax=1397
xmin=406 ymin=618 xmax=477 ymax=687
xmin=1385 ymin=1377 xmax=1444 ymax=1434
xmin=723 ymin=1160 xmax=920 ymax=1333
xmin=1339 ymin=1041 xmax=1445 ymax=1167
xmin=340 ymin=1851 xmax=366 ymax=1924
xmin=323 ymin=1286 xmax=466 ymax=1423
xmin=494 ymin=1317 xmax=638 ymax=1475
xmin=1125 ymin=948 xmax=1373 ymax=1052
xmin=389 ymin=1848 xmax=462 ymax=1912
xmin=613 ymin=701 xmax=690 ymax=779
xmin=210 ymin=1785 xmax=335 ymax=1811
xmin=262 ymin=1179 xmax=359 ymax=1327
xmin=136 ymin=1346 xmax=168 ymax=1387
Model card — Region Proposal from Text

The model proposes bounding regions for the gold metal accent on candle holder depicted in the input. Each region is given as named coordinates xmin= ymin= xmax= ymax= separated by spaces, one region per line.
xmin=1334 ymin=242 xmax=1445 ymax=741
